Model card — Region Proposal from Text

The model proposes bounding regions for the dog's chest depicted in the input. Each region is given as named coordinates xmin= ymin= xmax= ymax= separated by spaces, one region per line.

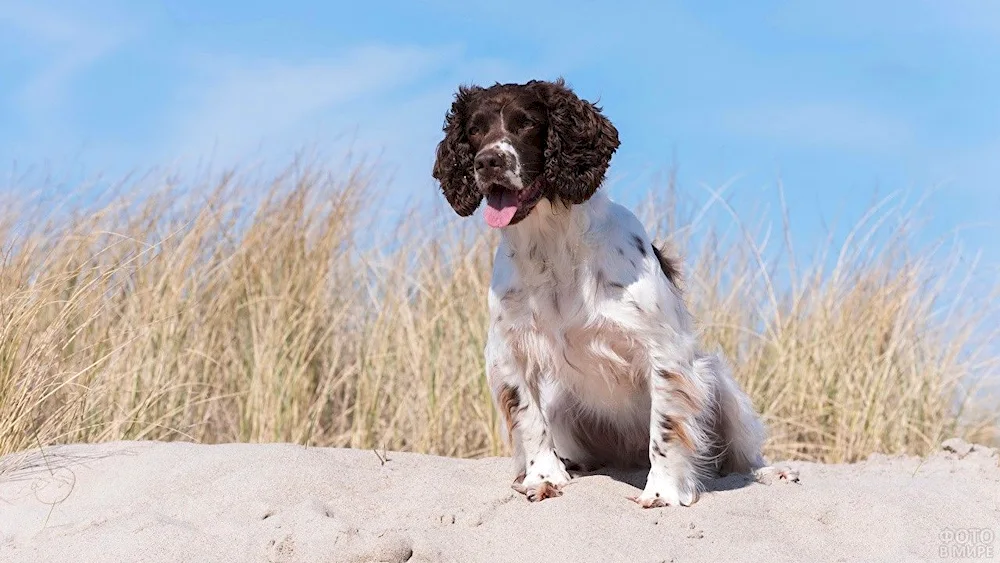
xmin=493 ymin=243 xmax=647 ymax=401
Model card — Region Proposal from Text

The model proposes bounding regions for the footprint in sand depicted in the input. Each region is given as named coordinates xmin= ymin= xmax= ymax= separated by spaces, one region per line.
xmin=258 ymin=498 xmax=414 ymax=562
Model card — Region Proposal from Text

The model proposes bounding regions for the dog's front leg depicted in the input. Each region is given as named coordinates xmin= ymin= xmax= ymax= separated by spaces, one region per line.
xmin=634 ymin=344 xmax=710 ymax=508
xmin=508 ymin=379 xmax=570 ymax=501
xmin=487 ymin=342 xmax=569 ymax=501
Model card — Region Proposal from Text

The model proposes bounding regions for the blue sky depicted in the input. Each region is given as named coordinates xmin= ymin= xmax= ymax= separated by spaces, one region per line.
xmin=2 ymin=0 xmax=999 ymax=275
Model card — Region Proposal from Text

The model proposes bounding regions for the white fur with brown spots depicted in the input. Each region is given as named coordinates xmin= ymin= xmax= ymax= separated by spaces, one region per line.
xmin=486 ymin=193 xmax=767 ymax=507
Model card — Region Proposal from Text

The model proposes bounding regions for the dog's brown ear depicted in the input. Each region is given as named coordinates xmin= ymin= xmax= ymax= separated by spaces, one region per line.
xmin=527 ymin=78 xmax=620 ymax=204
xmin=432 ymin=85 xmax=485 ymax=216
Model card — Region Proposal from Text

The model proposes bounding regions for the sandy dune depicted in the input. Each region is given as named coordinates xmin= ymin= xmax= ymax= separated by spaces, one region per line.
xmin=1 ymin=440 xmax=997 ymax=562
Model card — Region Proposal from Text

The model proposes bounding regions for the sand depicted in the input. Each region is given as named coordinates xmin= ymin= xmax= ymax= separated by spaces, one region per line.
xmin=1 ymin=439 xmax=997 ymax=562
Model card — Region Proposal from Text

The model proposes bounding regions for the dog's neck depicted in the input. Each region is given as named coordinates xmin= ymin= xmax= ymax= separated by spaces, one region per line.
xmin=499 ymin=193 xmax=608 ymax=275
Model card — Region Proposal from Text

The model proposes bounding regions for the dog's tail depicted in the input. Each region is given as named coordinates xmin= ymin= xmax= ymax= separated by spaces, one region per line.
xmin=696 ymin=352 xmax=767 ymax=474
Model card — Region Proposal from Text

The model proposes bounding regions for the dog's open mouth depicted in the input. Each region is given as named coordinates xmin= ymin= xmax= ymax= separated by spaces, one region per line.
xmin=483 ymin=180 xmax=543 ymax=228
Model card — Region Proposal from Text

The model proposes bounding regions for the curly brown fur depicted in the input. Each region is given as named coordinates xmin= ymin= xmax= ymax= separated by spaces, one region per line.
xmin=432 ymin=85 xmax=485 ymax=216
xmin=525 ymin=78 xmax=620 ymax=205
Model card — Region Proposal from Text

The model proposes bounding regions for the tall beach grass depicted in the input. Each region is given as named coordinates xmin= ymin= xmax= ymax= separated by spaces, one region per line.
xmin=1 ymin=158 xmax=996 ymax=466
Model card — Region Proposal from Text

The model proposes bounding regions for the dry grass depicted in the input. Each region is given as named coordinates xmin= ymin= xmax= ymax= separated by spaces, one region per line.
xmin=1 ymin=159 xmax=997 ymax=465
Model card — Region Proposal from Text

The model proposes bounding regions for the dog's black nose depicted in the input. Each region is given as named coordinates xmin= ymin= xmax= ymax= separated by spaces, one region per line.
xmin=475 ymin=149 xmax=505 ymax=172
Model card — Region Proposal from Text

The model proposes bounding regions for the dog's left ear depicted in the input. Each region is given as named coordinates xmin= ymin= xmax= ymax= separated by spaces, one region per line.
xmin=432 ymin=85 xmax=484 ymax=216
xmin=528 ymin=78 xmax=620 ymax=204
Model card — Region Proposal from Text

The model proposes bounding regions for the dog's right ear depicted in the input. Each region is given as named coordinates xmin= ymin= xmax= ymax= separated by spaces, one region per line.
xmin=432 ymin=85 xmax=484 ymax=217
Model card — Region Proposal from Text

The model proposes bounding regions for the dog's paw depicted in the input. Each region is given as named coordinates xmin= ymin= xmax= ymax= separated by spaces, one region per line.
xmin=512 ymin=477 xmax=565 ymax=502
xmin=630 ymin=470 xmax=699 ymax=508
xmin=511 ymin=451 xmax=570 ymax=502
xmin=753 ymin=465 xmax=800 ymax=485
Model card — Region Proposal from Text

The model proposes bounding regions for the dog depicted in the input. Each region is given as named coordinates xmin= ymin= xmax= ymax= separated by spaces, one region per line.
xmin=431 ymin=78 xmax=766 ymax=507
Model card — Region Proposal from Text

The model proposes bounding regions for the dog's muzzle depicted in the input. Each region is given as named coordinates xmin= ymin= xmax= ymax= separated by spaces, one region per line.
xmin=474 ymin=147 xmax=513 ymax=176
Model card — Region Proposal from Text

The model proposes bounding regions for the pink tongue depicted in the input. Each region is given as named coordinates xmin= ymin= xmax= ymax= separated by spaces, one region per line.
xmin=484 ymin=189 xmax=518 ymax=228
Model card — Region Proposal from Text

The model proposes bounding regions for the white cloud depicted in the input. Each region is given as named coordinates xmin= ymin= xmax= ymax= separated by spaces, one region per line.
xmin=721 ymin=102 xmax=913 ymax=153
xmin=926 ymin=1 xmax=1000 ymax=37
xmin=161 ymin=44 xmax=462 ymax=165
xmin=771 ymin=0 xmax=1000 ymax=42
xmin=0 ymin=0 xmax=137 ymax=117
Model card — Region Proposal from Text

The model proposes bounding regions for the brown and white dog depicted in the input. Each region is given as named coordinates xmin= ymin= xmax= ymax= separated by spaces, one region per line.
xmin=432 ymin=78 xmax=767 ymax=507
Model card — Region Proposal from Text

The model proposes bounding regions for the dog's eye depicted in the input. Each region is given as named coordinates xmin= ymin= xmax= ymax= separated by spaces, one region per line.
xmin=510 ymin=117 xmax=536 ymax=134
xmin=468 ymin=125 xmax=481 ymax=136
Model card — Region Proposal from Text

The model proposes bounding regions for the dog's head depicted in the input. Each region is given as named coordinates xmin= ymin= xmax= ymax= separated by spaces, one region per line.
xmin=432 ymin=78 xmax=620 ymax=228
